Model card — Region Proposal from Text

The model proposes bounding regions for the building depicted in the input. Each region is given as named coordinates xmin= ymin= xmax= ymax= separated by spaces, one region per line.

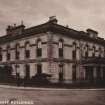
xmin=0 ymin=16 xmax=105 ymax=84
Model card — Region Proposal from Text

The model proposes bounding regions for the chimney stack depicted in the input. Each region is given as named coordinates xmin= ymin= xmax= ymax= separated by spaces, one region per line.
xmin=48 ymin=16 xmax=58 ymax=24
xmin=86 ymin=29 xmax=98 ymax=38
xmin=6 ymin=23 xmax=25 ymax=35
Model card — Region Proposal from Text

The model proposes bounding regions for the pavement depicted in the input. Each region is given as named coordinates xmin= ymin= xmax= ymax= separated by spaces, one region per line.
xmin=0 ymin=84 xmax=105 ymax=91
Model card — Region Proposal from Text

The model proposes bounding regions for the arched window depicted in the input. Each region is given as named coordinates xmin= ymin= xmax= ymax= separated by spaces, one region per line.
xmin=59 ymin=64 xmax=64 ymax=81
xmin=15 ymin=43 xmax=20 ymax=59
xmin=36 ymin=39 xmax=42 ymax=57
xmin=25 ymin=41 xmax=30 ymax=58
xmin=6 ymin=45 xmax=10 ymax=60
xmin=0 ymin=47 xmax=2 ymax=61
xmin=72 ymin=42 xmax=76 ymax=60
xmin=58 ymin=39 xmax=63 ymax=57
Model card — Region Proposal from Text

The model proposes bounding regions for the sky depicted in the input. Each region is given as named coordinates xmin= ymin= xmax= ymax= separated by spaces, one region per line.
xmin=0 ymin=0 xmax=105 ymax=38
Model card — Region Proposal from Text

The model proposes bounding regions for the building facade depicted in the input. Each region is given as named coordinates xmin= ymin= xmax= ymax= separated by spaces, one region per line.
xmin=0 ymin=16 xmax=105 ymax=83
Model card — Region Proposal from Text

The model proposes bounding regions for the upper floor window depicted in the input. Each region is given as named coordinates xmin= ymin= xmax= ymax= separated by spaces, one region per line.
xmin=36 ymin=39 xmax=42 ymax=57
xmin=0 ymin=47 xmax=2 ymax=61
xmin=6 ymin=45 xmax=10 ymax=60
xmin=15 ymin=43 xmax=20 ymax=60
xmin=58 ymin=39 xmax=63 ymax=57
xmin=72 ymin=42 xmax=76 ymax=60
xmin=99 ymin=47 xmax=102 ymax=58
xmin=25 ymin=41 xmax=30 ymax=58
xmin=85 ymin=44 xmax=89 ymax=58
xmin=92 ymin=46 xmax=96 ymax=57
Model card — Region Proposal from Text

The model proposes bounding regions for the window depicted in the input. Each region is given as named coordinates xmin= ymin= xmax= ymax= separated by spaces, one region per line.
xmin=15 ymin=43 xmax=20 ymax=59
xmin=25 ymin=42 xmax=30 ymax=58
xmin=103 ymin=67 xmax=105 ymax=80
xmin=72 ymin=65 xmax=76 ymax=81
xmin=7 ymin=45 xmax=10 ymax=60
xmin=58 ymin=39 xmax=63 ymax=57
xmin=99 ymin=47 xmax=102 ymax=58
xmin=25 ymin=64 xmax=30 ymax=79
xmin=36 ymin=39 xmax=42 ymax=57
xmin=59 ymin=64 xmax=64 ymax=81
xmin=92 ymin=46 xmax=96 ymax=57
xmin=85 ymin=66 xmax=93 ymax=80
xmin=85 ymin=44 xmax=89 ymax=58
xmin=0 ymin=47 xmax=2 ymax=61
xmin=72 ymin=42 xmax=76 ymax=60
xmin=104 ymin=48 xmax=105 ymax=57
xmin=85 ymin=51 xmax=88 ymax=58
xmin=37 ymin=64 xmax=42 ymax=74
xmin=96 ymin=66 xmax=101 ymax=80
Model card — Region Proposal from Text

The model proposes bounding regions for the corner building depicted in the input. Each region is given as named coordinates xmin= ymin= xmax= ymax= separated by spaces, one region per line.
xmin=0 ymin=16 xmax=105 ymax=83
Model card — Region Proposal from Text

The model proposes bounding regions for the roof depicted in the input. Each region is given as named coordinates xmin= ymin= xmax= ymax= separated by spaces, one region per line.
xmin=0 ymin=18 xmax=105 ymax=46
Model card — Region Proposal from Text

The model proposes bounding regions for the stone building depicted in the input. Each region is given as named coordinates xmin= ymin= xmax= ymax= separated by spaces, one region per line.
xmin=0 ymin=16 xmax=105 ymax=83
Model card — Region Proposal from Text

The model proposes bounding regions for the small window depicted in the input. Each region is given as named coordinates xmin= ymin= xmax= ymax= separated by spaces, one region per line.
xmin=25 ymin=42 xmax=30 ymax=58
xmin=36 ymin=39 xmax=42 ymax=57
xmin=58 ymin=39 xmax=63 ymax=57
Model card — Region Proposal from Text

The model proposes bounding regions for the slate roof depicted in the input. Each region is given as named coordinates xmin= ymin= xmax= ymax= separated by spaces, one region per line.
xmin=0 ymin=19 xmax=105 ymax=46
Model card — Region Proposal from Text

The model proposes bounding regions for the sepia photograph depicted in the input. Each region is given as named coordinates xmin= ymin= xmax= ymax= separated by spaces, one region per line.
xmin=0 ymin=0 xmax=105 ymax=105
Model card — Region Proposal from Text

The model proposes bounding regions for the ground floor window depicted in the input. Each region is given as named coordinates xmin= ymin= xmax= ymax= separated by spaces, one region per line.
xmin=59 ymin=64 xmax=64 ymax=81
xmin=25 ymin=64 xmax=30 ymax=79
xmin=85 ymin=67 xmax=93 ymax=80
xmin=96 ymin=66 xmax=101 ymax=80
xmin=37 ymin=64 xmax=42 ymax=74
xmin=72 ymin=65 xmax=76 ymax=81
xmin=103 ymin=67 xmax=105 ymax=80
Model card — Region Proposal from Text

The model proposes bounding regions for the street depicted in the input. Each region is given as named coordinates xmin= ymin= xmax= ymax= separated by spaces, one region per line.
xmin=0 ymin=86 xmax=104 ymax=105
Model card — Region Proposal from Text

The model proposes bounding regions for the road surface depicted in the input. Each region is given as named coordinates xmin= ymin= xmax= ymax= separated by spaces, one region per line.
xmin=0 ymin=86 xmax=104 ymax=105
